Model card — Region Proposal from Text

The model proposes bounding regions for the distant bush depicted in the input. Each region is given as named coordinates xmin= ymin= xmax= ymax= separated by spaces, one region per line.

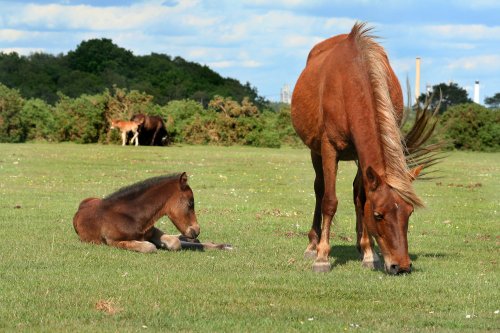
xmin=0 ymin=83 xmax=298 ymax=148
xmin=0 ymin=83 xmax=25 ymax=143
xmin=440 ymin=103 xmax=499 ymax=151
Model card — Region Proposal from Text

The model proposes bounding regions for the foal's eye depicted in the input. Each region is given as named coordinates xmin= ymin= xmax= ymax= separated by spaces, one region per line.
xmin=374 ymin=212 xmax=383 ymax=221
xmin=188 ymin=199 xmax=195 ymax=209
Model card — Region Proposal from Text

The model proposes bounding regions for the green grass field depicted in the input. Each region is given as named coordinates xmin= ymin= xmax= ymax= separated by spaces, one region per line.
xmin=0 ymin=143 xmax=498 ymax=332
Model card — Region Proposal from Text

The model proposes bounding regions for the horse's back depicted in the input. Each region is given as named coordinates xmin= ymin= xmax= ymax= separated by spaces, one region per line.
xmin=291 ymin=33 xmax=358 ymax=154
xmin=73 ymin=198 xmax=104 ymax=244
xmin=291 ymin=27 xmax=403 ymax=156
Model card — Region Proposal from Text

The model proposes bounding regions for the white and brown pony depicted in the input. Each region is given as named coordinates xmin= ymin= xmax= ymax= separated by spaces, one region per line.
xmin=110 ymin=119 xmax=143 ymax=146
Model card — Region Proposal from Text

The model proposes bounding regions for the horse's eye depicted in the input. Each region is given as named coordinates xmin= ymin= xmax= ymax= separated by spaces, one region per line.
xmin=374 ymin=212 xmax=383 ymax=221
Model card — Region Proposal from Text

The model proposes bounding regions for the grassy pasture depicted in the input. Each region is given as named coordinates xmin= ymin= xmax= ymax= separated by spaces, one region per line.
xmin=0 ymin=143 xmax=498 ymax=332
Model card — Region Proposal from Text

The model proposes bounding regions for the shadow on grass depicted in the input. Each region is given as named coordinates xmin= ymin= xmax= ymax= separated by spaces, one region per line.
xmin=329 ymin=244 xmax=360 ymax=268
xmin=328 ymin=245 xmax=448 ymax=269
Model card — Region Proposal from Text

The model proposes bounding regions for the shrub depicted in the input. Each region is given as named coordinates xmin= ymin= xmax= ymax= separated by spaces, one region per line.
xmin=440 ymin=103 xmax=499 ymax=151
xmin=53 ymin=93 xmax=107 ymax=143
xmin=0 ymin=83 xmax=25 ymax=143
xmin=19 ymin=98 xmax=56 ymax=141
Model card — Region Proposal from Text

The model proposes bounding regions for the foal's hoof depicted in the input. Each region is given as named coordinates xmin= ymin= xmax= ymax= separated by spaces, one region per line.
xmin=221 ymin=244 xmax=233 ymax=251
xmin=362 ymin=260 xmax=382 ymax=270
xmin=304 ymin=250 xmax=317 ymax=260
xmin=312 ymin=261 xmax=331 ymax=273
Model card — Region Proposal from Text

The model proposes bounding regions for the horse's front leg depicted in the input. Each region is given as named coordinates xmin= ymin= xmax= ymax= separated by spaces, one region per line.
xmin=353 ymin=169 xmax=381 ymax=269
xmin=150 ymin=126 xmax=160 ymax=145
xmin=120 ymin=131 xmax=127 ymax=146
xmin=312 ymin=140 xmax=339 ymax=273
xmin=304 ymin=151 xmax=324 ymax=259
xmin=147 ymin=227 xmax=181 ymax=250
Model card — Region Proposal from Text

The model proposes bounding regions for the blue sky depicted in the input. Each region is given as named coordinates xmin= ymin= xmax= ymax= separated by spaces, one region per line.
xmin=1 ymin=0 xmax=499 ymax=103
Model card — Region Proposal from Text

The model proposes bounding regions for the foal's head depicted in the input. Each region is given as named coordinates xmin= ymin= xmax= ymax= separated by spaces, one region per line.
xmin=364 ymin=166 xmax=422 ymax=275
xmin=165 ymin=173 xmax=200 ymax=239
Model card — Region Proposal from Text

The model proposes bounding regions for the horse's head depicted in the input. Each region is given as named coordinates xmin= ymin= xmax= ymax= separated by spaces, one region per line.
xmin=165 ymin=173 xmax=200 ymax=240
xmin=363 ymin=166 xmax=422 ymax=275
xmin=110 ymin=119 xmax=118 ymax=129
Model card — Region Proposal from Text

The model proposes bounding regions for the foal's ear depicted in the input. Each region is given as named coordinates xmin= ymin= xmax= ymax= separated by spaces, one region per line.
xmin=179 ymin=172 xmax=189 ymax=190
xmin=409 ymin=165 xmax=423 ymax=181
xmin=366 ymin=166 xmax=382 ymax=191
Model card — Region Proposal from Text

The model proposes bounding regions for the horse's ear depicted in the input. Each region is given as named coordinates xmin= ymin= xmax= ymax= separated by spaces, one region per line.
xmin=366 ymin=166 xmax=382 ymax=191
xmin=179 ymin=172 xmax=188 ymax=190
xmin=409 ymin=165 xmax=423 ymax=181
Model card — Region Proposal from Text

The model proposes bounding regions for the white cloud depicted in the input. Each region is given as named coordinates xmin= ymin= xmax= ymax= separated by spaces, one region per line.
xmin=6 ymin=1 xmax=198 ymax=32
xmin=0 ymin=29 xmax=28 ymax=42
xmin=447 ymin=55 xmax=500 ymax=71
xmin=422 ymin=24 xmax=500 ymax=40
xmin=0 ymin=47 xmax=44 ymax=55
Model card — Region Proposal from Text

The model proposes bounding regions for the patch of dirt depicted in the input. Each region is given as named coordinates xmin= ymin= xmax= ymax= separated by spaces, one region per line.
xmin=95 ymin=299 xmax=120 ymax=315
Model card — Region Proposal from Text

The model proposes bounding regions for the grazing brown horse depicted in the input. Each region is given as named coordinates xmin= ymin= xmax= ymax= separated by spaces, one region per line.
xmin=292 ymin=23 xmax=432 ymax=274
xmin=130 ymin=114 xmax=168 ymax=146
xmin=110 ymin=119 xmax=143 ymax=146
xmin=73 ymin=173 xmax=226 ymax=252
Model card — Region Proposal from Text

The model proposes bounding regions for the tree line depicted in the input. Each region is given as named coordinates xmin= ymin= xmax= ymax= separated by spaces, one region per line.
xmin=0 ymin=38 xmax=267 ymax=108
xmin=0 ymin=35 xmax=498 ymax=152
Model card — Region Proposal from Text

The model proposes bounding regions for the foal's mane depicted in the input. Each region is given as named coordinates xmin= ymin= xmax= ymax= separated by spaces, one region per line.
xmin=349 ymin=22 xmax=424 ymax=207
xmin=103 ymin=173 xmax=181 ymax=203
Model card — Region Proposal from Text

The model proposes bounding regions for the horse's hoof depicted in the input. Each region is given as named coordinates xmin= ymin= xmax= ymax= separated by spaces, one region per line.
xmin=221 ymin=244 xmax=233 ymax=250
xmin=304 ymin=250 xmax=317 ymax=260
xmin=312 ymin=261 xmax=331 ymax=273
xmin=362 ymin=260 xmax=382 ymax=270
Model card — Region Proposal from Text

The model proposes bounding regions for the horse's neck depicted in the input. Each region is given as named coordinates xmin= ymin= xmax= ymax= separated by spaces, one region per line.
xmin=349 ymin=108 xmax=387 ymax=176
xmin=132 ymin=185 xmax=171 ymax=226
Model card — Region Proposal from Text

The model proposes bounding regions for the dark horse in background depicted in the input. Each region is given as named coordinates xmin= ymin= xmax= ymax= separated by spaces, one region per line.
xmin=130 ymin=114 xmax=169 ymax=146
xmin=73 ymin=173 xmax=228 ymax=252
xmin=292 ymin=22 xmax=439 ymax=274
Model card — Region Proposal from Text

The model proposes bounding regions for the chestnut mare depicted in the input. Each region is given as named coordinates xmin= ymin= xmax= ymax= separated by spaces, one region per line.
xmin=110 ymin=119 xmax=142 ymax=146
xmin=73 ymin=173 xmax=213 ymax=253
xmin=130 ymin=114 xmax=168 ymax=146
xmin=292 ymin=23 xmax=432 ymax=274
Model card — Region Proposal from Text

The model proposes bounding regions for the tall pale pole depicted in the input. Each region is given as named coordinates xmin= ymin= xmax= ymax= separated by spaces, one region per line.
xmin=415 ymin=57 xmax=421 ymax=103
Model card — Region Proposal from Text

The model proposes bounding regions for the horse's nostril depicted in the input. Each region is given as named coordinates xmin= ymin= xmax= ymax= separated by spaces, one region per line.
xmin=188 ymin=226 xmax=200 ymax=239
xmin=389 ymin=264 xmax=400 ymax=275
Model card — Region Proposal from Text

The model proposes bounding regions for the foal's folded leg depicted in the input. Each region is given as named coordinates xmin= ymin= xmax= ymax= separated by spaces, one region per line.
xmin=107 ymin=239 xmax=157 ymax=253
xmin=148 ymin=227 xmax=181 ymax=251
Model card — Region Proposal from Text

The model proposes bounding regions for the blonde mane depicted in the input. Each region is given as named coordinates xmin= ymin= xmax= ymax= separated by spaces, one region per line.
xmin=349 ymin=22 xmax=424 ymax=207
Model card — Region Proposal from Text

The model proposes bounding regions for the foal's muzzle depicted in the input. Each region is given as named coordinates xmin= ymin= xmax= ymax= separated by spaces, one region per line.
xmin=185 ymin=225 xmax=200 ymax=239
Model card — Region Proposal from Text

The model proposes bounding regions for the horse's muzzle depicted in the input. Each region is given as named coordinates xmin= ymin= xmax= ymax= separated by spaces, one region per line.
xmin=185 ymin=225 xmax=200 ymax=239
xmin=387 ymin=263 xmax=412 ymax=275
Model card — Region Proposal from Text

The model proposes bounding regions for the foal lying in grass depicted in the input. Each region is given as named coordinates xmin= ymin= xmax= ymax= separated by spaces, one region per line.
xmin=73 ymin=173 xmax=231 ymax=252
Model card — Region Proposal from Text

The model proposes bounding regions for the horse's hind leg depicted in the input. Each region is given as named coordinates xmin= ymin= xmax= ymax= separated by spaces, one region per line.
xmin=353 ymin=168 xmax=381 ymax=269
xmin=130 ymin=131 xmax=139 ymax=146
xmin=107 ymin=239 xmax=157 ymax=253
xmin=305 ymin=151 xmax=324 ymax=259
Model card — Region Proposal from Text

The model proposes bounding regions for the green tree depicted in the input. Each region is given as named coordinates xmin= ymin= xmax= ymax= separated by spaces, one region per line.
xmin=418 ymin=82 xmax=472 ymax=113
xmin=484 ymin=92 xmax=500 ymax=109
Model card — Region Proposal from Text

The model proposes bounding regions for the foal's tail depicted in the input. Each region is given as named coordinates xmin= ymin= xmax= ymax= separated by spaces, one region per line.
xmin=402 ymin=86 xmax=446 ymax=179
